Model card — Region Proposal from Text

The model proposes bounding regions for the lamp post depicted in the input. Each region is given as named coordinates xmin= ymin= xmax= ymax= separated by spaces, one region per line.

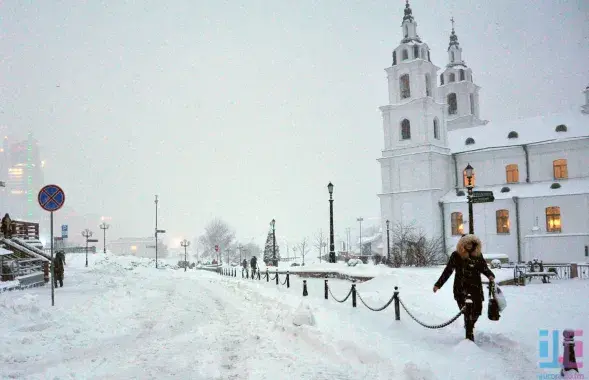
xmin=327 ymin=182 xmax=336 ymax=263
xmin=465 ymin=163 xmax=474 ymax=235
xmin=181 ymin=239 xmax=190 ymax=272
xmin=82 ymin=229 xmax=93 ymax=267
xmin=99 ymin=222 xmax=110 ymax=254
xmin=154 ymin=195 xmax=166 ymax=268
xmin=357 ymin=217 xmax=364 ymax=256
xmin=270 ymin=219 xmax=277 ymax=266
xmin=386 ymin=220 xmax=391 ymax=265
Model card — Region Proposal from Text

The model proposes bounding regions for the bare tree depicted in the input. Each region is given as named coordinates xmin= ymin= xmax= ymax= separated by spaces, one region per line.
xmin=389 ymin=221 xmax=444 ymax=267
xmin=314 ymin=230 xmax=327 ymax=263
xmin=297 ymin=237 xmax=310 ymax=266
xmin=197 ymin=218 xmax=235 ymax=263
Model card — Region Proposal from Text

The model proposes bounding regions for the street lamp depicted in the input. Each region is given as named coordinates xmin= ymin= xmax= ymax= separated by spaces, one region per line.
xmin=357 ymin=217 xmax=364 ymax=256
xmin=82 ymin=229 xmax=97 ymax=267
xmin=464 ymin=163 xmax=474 ymax=234
xmin=99 ymin=222 xmax=110 ymax=254
xmin=181 ymin=239 xmax=190 ymax=272
xmin=386 ymin=219 xmax=391 ymax=265
xmin=270 ymin=219 xmax=277 ymax=266
xmin=327 ymin=182 xmax=336 ymax=263
xmin=154 ymin=195 xmax=166 ymax=268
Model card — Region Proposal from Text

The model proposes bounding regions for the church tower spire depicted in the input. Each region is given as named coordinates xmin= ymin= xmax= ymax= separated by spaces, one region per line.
xmin=437 ymin=17 xmax=487 ymax=130
xmin=401 ymin=0 xmax=421 ymax=43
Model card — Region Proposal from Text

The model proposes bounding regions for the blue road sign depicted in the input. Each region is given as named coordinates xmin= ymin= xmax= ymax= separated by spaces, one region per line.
xmin=61 ymin=225 xmax=68 ymax=238
xmin=38 ymin=185 xmax=66 ymax=212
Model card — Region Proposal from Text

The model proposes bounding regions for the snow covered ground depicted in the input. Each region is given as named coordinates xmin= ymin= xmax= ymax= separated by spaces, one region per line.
xmin=1 ymin=253 xmax=587 ymax=379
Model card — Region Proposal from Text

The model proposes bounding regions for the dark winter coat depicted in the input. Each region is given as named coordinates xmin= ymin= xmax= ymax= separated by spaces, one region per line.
xmin=250 ymin=256 xmax=257 ymax=269
xmin=1 ymin=213 xmax=11 ymax=236
xmin=434 ymin=234 xmax=495 ymax=303
xmin=242 ymin=259 xmax=248 ymax=269
xmin=53 ymin=253 xmax=65 ymax=280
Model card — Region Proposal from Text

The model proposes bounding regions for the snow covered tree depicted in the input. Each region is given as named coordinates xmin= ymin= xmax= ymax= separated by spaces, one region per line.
xmin=263 ymin=230 xmax=280 ymax=265
xmin=297 ymin=237 xmax=310 ymax=266
xmin=197 ymin=218 xmax=235 ymax=263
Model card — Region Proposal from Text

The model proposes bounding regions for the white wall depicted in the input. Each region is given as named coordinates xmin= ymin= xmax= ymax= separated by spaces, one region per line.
xmin=524 ymin=234 xmax=589 ymax=263
xmin=528 ymin=140 xmax=589 ymax=182
xmin=454 ymin=147 xmax=525 ymax=187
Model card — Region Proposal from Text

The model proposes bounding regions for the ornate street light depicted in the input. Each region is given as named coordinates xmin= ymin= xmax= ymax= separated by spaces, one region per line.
xmin=327 ymin=182 xmax=335 ymax=263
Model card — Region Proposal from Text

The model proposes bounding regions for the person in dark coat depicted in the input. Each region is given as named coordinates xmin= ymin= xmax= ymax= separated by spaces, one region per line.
xmin=433 ymin=234 xmax=495 ymax=341
xmin=250 ymin=256 xmax=257 ymax=276
xmin=1 ymin=213 xmax=12 ymax=238
xmin=53 ymin=251 xmax=66 ymax=288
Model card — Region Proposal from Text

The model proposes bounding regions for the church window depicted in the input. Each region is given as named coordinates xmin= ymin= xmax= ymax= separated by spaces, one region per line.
xmin=402 ymin=49 xmax=409 ymax=61
xmin=507 ymin=131 xmax=518 ymax=139
xmin=404 ymin=25 xmax=409 ymax=38
xmin=433 ymin=118 xmax=440 ymax=139
xmin=506 ymin=164 xmax=519 ymax=183
xmin=425 ymin=74 xmax=431 ymax=96
xmin=451 ymin=51 xmax=455 ymax=62
xmin=460 ymin=69 xmax=465 ymax=81
xmin=413 ymin=45 xmax=419 ymax=59
xmin=463 ymin=168 xmax=475 ymax=187
xmin=392 ymin=51 xmax=397 ymax=66
xmin=451 ymin=212 xmax=464 ymax=235
xmin=555 ymin=124 xmax=567 ymax=132
xmin=440 ymin=74 xmax=444 ymax=85
xmin=546 ymin=206 xmax=562 ymax=233
xmin=470 ymin=94 xmax=475 ymax=115
xmin=400 ymin=74 xmax=411 ymax=99
xmin=496 ymin=210 xmax=510 ymax=234
xmin=401 ymin=119 xmax=411 ymax=140
xmin=465 ymin=137 xmax=475 ymax=145
xmin=553 ymin=159 xmax=568 ymax=179
xmin=448 ymin=93 xmax=458 ymax=115
xmin=449 ymin=73 xmax=456 ymax=82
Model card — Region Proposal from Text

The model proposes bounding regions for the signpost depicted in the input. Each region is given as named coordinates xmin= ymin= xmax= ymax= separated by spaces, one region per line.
xmin=471 ymin=190 xmax=495 ymax=204
xmin=61 ymin=225 xmax=68 ymax=239
xmin=38 ymin=184 xmax=66 ymax=307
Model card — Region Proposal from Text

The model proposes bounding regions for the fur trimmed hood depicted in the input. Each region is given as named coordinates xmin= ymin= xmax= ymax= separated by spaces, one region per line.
xmin=456 ymin=234 xmax=482 ymax=258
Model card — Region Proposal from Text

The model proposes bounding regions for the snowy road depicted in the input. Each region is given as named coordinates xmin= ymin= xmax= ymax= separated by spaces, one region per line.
xmin=2 ymin=254 xmax=587 ymax=379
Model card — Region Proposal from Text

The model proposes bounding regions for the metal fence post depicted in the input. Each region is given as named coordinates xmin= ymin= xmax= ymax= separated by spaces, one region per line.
xmin=393 ymin=286 xmax=400 ymax=321
xmin=324 ymin=279 xmax=328 ymax=300
xmin=266 ymin=268 xmax=269 ymax=282
xmin=303 ymin=280 xmax=308 ymax=296
xmin=275 ymin=269 xmax=279 ymax=285
xmin=351 ymin=284 xmax=356 ymax=308
xmin=286 ymin=271 xmax=290 ymax=288
xmin=561 ymin=329 xmax=580 ymax=376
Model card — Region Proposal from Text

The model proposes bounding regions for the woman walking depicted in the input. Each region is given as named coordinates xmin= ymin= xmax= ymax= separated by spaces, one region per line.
xmin=433 ymin=234 xmax=495 ymax=341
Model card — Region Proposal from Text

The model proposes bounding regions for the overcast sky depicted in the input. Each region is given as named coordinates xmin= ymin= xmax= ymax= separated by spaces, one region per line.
xmin=1 ymin=0 xmax=588 ymax=248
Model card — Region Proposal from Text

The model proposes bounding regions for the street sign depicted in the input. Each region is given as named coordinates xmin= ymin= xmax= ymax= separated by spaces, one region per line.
xmin=156 ymin=229 xmax=166 ymax=233
xmin=87 ymin=239 xmax=99 ymax=243
xmin=471 ymin=190 xmax=495 ymax=204
xmin=38 ymin=185 xmax=66 ymax=212
xmin=61 ymin=224 xmax=68 ymax=238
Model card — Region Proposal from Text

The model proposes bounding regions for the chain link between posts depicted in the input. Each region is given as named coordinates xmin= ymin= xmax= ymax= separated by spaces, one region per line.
xmin=398 ymin=297 xmax=465 ymax=329
xmin=328 ymin=287 xmax=352 ymax=303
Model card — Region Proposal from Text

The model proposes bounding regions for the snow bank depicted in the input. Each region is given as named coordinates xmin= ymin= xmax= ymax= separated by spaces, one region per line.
xmin=292 ymin=300 xmax=316 ymax=327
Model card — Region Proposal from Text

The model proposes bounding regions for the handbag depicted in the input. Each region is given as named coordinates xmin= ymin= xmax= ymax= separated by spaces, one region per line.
xmin=495 ymin=285 xmax=507 ymax=311
xmin=487 ymin=281 xmax=501 ymax=321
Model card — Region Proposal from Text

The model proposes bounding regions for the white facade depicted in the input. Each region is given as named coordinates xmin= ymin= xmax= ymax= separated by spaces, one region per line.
xmin=378 ymin=2 xmax=589 ymax=264
xmin=108 ymin=237 xmax=168 ymax=259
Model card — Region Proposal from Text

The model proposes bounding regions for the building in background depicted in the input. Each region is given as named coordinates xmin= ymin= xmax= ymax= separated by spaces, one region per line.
xmin=108 ymin=237 xmax=168 ymax=259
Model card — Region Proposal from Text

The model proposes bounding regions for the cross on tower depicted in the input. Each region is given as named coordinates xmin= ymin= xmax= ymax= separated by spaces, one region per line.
xmin=451 ymin=17 xmax=455 ymax=31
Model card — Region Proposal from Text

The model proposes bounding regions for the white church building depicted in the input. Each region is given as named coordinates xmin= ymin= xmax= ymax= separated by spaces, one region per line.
xmin=377 ymin=2 xmax=589 ymax=264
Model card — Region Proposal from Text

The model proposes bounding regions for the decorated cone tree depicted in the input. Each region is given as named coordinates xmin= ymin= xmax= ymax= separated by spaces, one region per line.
xmin=263 ymin=230 xmax=280 ymax=265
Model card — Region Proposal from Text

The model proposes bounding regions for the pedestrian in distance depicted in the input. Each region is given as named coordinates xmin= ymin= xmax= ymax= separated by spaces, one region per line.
xmin=1 ymin=213 xmax=12 ymax=238
xmin=433 ymin=234 xmax=495 ymax=342
xmin=250 ymin=256 xmax=257 ymax=278
xmin=53 ymin=250 xmax=66 ymax=288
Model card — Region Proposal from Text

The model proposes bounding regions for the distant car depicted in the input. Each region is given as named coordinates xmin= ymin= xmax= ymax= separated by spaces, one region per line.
xmin=290 ymin=263 xmax=300 ymax=267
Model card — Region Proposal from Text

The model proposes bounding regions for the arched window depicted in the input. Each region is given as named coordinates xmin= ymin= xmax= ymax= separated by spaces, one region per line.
xmin=506 ymin=164 xmax=519 ymax=183
xmin=469 ymin=94 xmax=475 ymax=115
xmin=400 ymin=74 xmax=411 ymax=99
xmin=451 ymin=212 xmax=464 ymax=236
xmin=402 ymin=49 xmax=409 ymax=60
xmin=555 ymin=124 xmax=567 ymax=132
xmin=392 ymin=51 xmax=397 ymax=66
xmin=449 ymin=73 xmax=456 ymax=82
xmin=465 ymin=137 xmax=475 ymax=145
xmin=463 ymin=168 xmax=475 ymax=187
xmin=433 ymin=118 xmax=440 ymax=139
xmin=496 ymin=210 xmax=510 ymax=234
xmin=413 ymin=45 xmax=419 ymax=59
xmin=553 ymin=159 xmax=568 ymax=179
xmin=404 ymin=25 xmax=408 ymax=38
xmin=448 ymin=93 xmax=457 ymax=115
xmin=440 ymin=74 xmax=444 ymax=85
xmin=507 ymin=131 xmax=518 ymax=139
xmin=451 ymin=51 xmax=455 ymax=62
xmin=546 ymin=206 xmax=562 ymax=233
xmin=401 ymin=119 xmax=411 ymax=140
xmin=460 ymin=69 xmax=465 ymax=81
xmin=425 ymin=73 xmax=431 ymax=97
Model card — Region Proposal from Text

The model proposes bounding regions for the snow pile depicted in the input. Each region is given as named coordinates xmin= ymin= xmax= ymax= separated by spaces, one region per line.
xmin=292 ymin=300 xmax=316 ymax=327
